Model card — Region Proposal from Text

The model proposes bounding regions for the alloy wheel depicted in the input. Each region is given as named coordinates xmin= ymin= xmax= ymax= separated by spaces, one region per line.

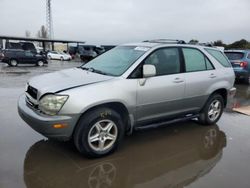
xmin=88 ymin=120 xmax=118 ymax=152
xmin=208 ymin=100 xmax=221 ymax=122
xmin=10 ymin=59 xmax=17 ymax=66
xmin=37 ymin=61 xmax=44 ymax=66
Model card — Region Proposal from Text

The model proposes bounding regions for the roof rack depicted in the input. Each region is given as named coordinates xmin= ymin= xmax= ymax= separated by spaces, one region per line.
xmin=143 ymin=39 xmax=186 ymax=44
xmin=197 ymin=43 xmax=214 ymax=47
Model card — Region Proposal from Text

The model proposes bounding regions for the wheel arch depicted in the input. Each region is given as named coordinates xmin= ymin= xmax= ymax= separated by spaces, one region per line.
xmin=37 ymin=59 xmax=45 ymax=63
xmin=8 ymin=58 xmax=19 ymax=66
xmin=9 ymin=58 xmax=19 ymax=63
xmin=73 ymin=102 xmax=132 ymax=136
xmin=210 ymin=88 xmax=228 ymax=107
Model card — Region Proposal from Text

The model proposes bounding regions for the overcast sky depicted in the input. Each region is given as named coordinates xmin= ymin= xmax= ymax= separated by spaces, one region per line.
xmin=0 ymin=0 xmax=249 ymax=44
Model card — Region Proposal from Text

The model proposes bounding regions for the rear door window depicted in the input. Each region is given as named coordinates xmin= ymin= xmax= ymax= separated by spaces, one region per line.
xmin=25 ymin=51 xmax=33 ymax=57
xmin=206 ymin=48 xmax=231 ymax=67
xmin=17 ymin=51 xmax=24 ymax=57
xmin=225 ymin=52 xmax=245 ymax=60
xmin=182 ymin=48 xmax=214 ymax=72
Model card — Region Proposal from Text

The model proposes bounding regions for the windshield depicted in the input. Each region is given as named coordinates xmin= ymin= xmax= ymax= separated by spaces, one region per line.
xmin=82 ymin=46 xmax=148 ymax=76
xmin=225 ymin=52 xmax=244 ymax=60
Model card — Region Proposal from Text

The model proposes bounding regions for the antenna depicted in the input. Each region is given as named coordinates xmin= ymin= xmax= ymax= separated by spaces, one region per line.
xmin=46 ymin=0 xmax=54 ymax=39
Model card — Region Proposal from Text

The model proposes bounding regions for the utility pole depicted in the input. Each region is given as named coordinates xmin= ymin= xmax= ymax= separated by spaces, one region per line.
xmin=46 ymin=0 xmax=54 ymax=39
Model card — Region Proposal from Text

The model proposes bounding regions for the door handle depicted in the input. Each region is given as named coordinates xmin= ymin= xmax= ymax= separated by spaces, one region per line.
xmin=209 ymin=73 xmax=216 ymax=78
xmin=173 ymin=77 xmax=184 ymax=83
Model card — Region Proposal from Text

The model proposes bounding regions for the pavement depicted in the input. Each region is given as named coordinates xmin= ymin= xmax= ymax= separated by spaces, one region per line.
xmin=0 ymin=61 xmax=250 ymax=188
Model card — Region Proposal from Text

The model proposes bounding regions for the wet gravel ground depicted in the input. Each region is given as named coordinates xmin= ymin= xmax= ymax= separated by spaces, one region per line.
xmin=0 ymin=61 xmax=250 ymax=188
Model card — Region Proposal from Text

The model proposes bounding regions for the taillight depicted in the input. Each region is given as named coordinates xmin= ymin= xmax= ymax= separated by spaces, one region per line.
xmin=240 ymin=61 xmax=248 ymax=68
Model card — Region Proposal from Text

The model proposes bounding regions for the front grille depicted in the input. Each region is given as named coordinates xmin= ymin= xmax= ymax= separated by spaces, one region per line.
xmin=27 ymin=85 xmax=38 ymax=100
xmin=26 ymin=97 xmax=38 ymax=109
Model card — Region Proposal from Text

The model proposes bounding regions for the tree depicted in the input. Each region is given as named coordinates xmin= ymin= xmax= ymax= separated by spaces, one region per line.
xmin=37 ymin=25 xmax=48 ymax=39
xmin=25 ymin=30 xmax=31 ymax=38
xmin=227 ymin=39 xmax=249 ymax=49
xmin=36 ymin=25 xmax=49 ymax=49
xmin=213 ymin=40 xmax=226 ymax=47
xmin=189 ymin=39 xmax=199 ymax=44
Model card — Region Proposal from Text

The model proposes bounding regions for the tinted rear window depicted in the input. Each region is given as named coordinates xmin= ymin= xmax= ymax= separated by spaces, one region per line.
xmin=225 ymin=52 xmax=244 ymax=60
xmin=205 ymin=48 xmax=231 ymax=67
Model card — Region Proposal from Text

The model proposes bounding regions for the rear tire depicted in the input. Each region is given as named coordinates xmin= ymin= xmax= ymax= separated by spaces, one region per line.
xmin=198 ymin=94 xmax=224 ymax=125
xmin=74 ymin=107 xmax=125 ymax=158
xmin=60 ymin=57 xmax=64 ymax=61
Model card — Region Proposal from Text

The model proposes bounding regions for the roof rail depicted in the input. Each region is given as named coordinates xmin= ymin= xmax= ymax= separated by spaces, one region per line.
xmin=196 ymin=43 xmax=214 ymax=47
xmin=143 ymin=39 xmax=186 ymax=44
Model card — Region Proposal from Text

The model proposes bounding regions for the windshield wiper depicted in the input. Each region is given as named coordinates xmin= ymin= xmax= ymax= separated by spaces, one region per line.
xmin=78 ymin=66 xmax=108 ymax=75
xmin=78 ymin=66 xmax=89 ymax=71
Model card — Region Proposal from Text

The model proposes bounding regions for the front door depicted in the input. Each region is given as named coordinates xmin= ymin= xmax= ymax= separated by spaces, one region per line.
xmin=136 ymin=47 xmax=185 ymax=123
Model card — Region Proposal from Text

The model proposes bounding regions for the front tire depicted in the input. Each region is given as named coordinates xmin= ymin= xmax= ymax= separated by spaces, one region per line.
xmin=198 ymin=94 xmax=224 ymax=125
xmin=37 ymin=60 xmax=44 ymax=67
xmin=74 ymin=108 xmax=125 ymax=158
xmin=9 ymin=59 xmax=18 ymax=66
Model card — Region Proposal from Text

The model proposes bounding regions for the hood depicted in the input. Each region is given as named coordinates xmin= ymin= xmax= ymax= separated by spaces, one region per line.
xmin=28 ymin=68 xmax=113 ymax=98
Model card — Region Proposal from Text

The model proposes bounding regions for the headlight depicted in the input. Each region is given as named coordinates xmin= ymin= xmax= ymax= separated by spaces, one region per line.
xmin=25 ymin=83 xmax=28 ymax=91
xmin=39 ymin=94 xmax=68 ymax=115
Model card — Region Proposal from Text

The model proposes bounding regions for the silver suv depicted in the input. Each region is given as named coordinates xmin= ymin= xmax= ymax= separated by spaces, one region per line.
xmin=18 ymin=40 xmax=236 ymax=157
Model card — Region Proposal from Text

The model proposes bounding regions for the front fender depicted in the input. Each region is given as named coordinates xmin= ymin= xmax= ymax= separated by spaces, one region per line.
xmin=58 ymin=79 xmax=137 ymax=116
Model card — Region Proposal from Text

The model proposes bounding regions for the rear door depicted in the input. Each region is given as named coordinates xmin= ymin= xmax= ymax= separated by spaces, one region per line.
xmin=182 ymin=47 xmax=217 ymax=112
xmin=23 ymin=51 xmax=36 ymax=63
xmin=16 ymin=51 xmax=25 ymax=63
xmin=136 ymin=47 xmax=186 ymax=123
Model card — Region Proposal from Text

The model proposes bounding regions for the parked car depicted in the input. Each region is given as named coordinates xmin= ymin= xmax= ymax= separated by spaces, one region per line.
xmin=224 ymin=50 xmax=250 ymax=84
xmin=5 ymin=42 xmax=37 ymax=53
xmin=95 ymin=46 xmax=105 ymax=55
xmin=47 ymin=51 xmax=72 ymax=61
xmin=0 ymin=49 xmax=3 ymax=61
xmin=79 ymin=45 xmax=98 ymax=62
xmin=18 ymin=40 xmax=236 ymax=158
xmin=1 ymin=49 xmax=47 ymax=66
xmin=101 ymin=45 xmax=116 ymax=52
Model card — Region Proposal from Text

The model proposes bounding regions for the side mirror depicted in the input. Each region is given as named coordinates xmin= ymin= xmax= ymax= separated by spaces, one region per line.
xmin=143 ymin=64 xmax=156 ymax=78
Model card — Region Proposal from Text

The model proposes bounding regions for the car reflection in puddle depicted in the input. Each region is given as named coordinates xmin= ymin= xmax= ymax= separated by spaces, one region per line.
xmin=24 ymin=122 xmax=226 ymax=188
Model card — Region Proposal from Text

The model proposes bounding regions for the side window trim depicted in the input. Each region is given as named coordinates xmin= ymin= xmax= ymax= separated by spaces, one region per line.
xmin=205 ymin=48 xmax=231 ymax=67
xmin=181 ymin=47 xmax=215 ymax=73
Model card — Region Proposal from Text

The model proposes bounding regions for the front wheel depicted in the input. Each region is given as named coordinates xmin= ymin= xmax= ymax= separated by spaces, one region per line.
xmin=9 ymin=59 xmax=18 ymax=66
xmin=60 ymin=57 xmax=64 ymax=61
xmin=37 ymin=60 xmax=44 ymax=67
xmin=198 ymin=94 xmax=224 ymax=125
xmin=74 ymin=108 xmax=125 ymax=158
